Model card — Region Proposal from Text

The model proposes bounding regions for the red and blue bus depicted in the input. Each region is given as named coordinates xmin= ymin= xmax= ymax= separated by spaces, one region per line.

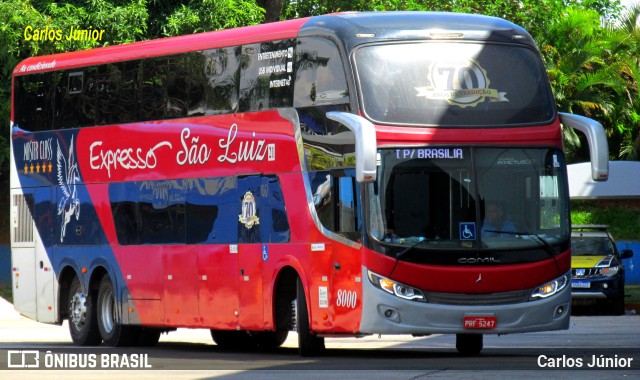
xmin=10 ymin=12 xmax=608 ymax=355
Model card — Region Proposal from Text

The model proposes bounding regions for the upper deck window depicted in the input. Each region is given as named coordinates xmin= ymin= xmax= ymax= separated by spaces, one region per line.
xmin=354 ymin=42 xmax=555 ymax=127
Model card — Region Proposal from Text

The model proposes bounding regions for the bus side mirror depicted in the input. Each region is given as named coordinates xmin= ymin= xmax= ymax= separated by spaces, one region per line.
xmin=326 ymin=112 xmax=377 ymax=183
xmin=559 ymin=112 xmax=609 ymax=181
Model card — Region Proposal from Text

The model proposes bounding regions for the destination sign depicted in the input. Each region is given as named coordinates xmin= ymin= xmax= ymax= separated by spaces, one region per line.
xmin=395 ymin=148 xmax=464 ymax=159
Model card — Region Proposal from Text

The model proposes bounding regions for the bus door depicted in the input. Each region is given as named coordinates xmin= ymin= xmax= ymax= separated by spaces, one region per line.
xmin=237 ymin=176 xmax=264 ymax=330
xmin=11 ymin=187 xmax=56 ymax=322
xmin=323 ymin=173 xmax=362 ymax=331
xmin=238 ymin=244 xmax=264 ymax=329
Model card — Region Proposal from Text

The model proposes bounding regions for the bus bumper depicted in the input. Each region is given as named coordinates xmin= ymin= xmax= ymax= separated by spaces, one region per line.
xmin=359 ymin=268 xmax=571 ymax=335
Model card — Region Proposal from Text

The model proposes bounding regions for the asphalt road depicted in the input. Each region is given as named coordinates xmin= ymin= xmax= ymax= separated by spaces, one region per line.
xmin=0 ymin=298 xmax=638 ymax=379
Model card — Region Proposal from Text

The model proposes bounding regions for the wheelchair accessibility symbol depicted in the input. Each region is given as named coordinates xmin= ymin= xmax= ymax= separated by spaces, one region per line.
xmin=459 ymin=222 xmax=476 ymax=240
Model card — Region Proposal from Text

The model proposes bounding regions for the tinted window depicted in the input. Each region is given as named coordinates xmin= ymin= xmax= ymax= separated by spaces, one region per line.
xmin=294 ymin=37 xmax=349 ymax=108
xmin=54 ymin=71 xmax=85 ymax=129
xmin=239 ymin=40 xmax=295 ymax=112
xmin=140 ymin=57 xmax=168 ymax=121
xmin=355 ymin=42 xmax=555 ymax=126
xmin=14 ymin=41 xmax=293 ymax=130
xmin=94 ymin=62 xmax=141 ymax=125
xmin=112 ymin=176 xmax=289 ymax=245
xmin=202 ymin=47 xmax=240 ymax=114
xmin=308 ymin=170 xmax=360 ymax=242
xmin=14 ymin=73 xmax=55 ymax=131
xmin=110 ymin=180 xmax=186 ymax=245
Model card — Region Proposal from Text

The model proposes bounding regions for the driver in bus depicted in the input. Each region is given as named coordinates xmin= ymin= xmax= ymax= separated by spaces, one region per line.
xmin=481 ymin=201 xmax=516 ymax=237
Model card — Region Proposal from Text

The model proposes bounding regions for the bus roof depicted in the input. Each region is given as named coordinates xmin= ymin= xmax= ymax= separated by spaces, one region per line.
xmin=300 ymin=12 xmax=534 ymax=51
xmin=14 ymin=11 xmax=533 ymax=76
xmin=13 ymin=17 xmax=309 ymax=76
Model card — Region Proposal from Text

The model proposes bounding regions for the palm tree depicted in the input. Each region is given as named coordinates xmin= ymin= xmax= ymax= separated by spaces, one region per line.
xmin=615 ymin=4 xmax=640 ymax=160
xmin=537 ymin=7 xmax=637 ymax=162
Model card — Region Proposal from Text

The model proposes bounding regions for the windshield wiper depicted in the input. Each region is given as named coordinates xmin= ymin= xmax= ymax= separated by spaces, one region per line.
xmin=484 ymin=230 xmax=557 ymax=258
xmin=395 ymin=238 xmax=429 ymax=259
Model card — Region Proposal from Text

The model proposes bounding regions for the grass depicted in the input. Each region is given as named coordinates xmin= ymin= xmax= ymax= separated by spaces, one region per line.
xmin=571 ymin=201 xmax=640 ymax=241
xmin=0 ymin=285 xmax=12 ymax=303
xmin=626 ymin=285 xmax=640 ymax=305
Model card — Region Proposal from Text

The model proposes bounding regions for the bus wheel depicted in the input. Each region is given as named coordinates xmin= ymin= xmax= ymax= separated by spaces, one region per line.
xmin=96 ymin=274 xmax=134 ymax=346
xmin=68 ymin=276 xmax=102 ymax=346
xmin=252 ymin=330 xmax=288 ymax=350
xmin=296 ymin=278 xmax=325 ymax=356
xmin=456 ymin=334 xmax=483 ymax=355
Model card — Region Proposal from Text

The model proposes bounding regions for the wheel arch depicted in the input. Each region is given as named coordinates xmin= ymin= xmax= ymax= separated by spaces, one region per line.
xmin=57 ymin=265 xmax=79 ymax=321
xmin=271 ymin=258 xmax=319 ymax=332
xmin=272 ymin=266 xmax=300 ymax=331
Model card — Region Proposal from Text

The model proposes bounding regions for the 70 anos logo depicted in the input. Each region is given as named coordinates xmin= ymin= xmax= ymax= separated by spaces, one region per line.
xmin=415 ymin=59 xmax=508 ymax=108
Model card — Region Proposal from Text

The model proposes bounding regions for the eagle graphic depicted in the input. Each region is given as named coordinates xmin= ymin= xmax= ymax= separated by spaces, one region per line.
xmin=57 ymin=135 xmax=81 ymax=242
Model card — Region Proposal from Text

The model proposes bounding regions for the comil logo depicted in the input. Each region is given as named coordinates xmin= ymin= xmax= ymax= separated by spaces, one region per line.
xmin=7 ymin=350 xmax=40 ymax=368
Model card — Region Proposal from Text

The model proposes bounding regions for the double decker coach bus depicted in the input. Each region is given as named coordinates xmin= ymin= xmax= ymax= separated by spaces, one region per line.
xmin=10 ymin=12 xmax=608 ymax=355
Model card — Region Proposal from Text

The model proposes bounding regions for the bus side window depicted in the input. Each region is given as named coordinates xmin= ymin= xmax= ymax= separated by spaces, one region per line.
xmin=140 ymin=57 xmax=168 ymax=122
xmin=166 ymin=55 xmax=190 ymax=118
xmin=259 ymin=175 xmax=290 ymax=243
xmin=95 ymin=62 xmax=141 ymax=126
xmin=15 ymin=73 xmax=55 ymax=131
xmin=239 ymin=39 xmax=295 ymax=112
xmin=202 ymin=47 xmax=240 ymax=115
xmin=294 ymin=36 xmax=349 ymax=108
xmin=337 ymin=176 xmax=359 ymax=241
xmin=312 ymin=172 xmax=360 ymax=242
xmin=53 ymin=71 xmax=83 ymax=129
xmin=312 ymin=172 xmax=334 ymax=231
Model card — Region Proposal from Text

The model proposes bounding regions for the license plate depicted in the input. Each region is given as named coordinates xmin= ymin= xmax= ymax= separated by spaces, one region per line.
xmin=572 ymin=280 xmax=590 ymax=289
xmin=463 ymin=315 xmax=497 ymax=329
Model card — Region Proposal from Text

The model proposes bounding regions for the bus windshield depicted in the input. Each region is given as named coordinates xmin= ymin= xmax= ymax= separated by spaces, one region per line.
xmin=354 ymin=42 xmax=555 ymax=126
xmin=370 ymin=147 xmax=569 ymax=251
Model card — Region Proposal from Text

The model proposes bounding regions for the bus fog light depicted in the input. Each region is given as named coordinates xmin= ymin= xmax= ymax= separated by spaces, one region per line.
xmin=376 ymin=305 xmax=400 ymax=322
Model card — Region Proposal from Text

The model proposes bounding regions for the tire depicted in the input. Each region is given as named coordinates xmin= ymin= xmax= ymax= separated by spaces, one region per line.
xmin=67 ymin=276 xmax=102 ymax=346
xmin=96 ymin=274 xmax=135 ymax=346
xmin=456 ymin=333 xmax=483 ymax=355
xmin=252 ymin=330 xmax=288 ymax=350
xmin=296 ymin=278 xmax=325 ymax=356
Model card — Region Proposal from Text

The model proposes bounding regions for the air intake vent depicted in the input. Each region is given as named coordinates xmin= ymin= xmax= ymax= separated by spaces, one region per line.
xmin=13 ymin=193 xmax=34 ymax=244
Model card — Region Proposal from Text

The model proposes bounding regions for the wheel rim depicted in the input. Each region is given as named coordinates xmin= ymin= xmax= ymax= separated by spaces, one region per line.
xmin=69 ymin=291 xmax=87 ymax=329
xmin=99 ymin=286 xmax=115 ymax=334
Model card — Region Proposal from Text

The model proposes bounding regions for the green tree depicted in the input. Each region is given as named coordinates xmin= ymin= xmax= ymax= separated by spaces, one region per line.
xmin=538 ymin=7 xmax=639 ymax=162
xmin=282 ymin=0 xmax=571 ymax=36
xmin=616 ymin=5 xmax=640 ymax=160
xmin=161 ymin=0 xmax=263 ymax=36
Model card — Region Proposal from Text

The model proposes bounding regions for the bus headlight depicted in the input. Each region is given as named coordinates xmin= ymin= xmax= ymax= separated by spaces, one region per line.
xmin=530 ymin=274 xmax=568 ymax=300
xmin=367 ymin=270 xmax=427 ymax=302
